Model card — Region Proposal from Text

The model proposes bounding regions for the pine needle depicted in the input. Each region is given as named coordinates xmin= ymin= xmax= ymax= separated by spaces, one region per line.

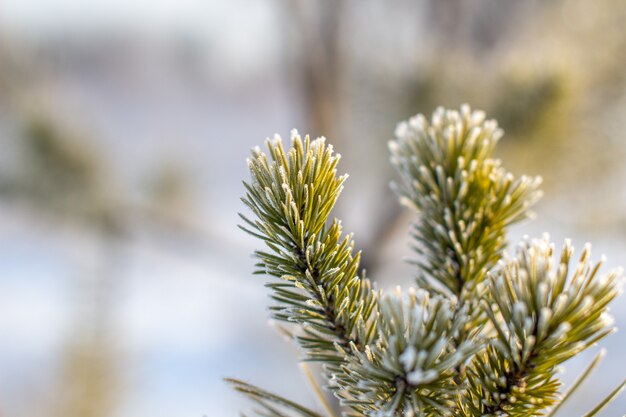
xmin=300 ymin=363 xmax=339 ymax=417
xmin=546 ymin=349 xmax=605 ymax=417
xmin=581 ymin=379 xmax=626 ymax=417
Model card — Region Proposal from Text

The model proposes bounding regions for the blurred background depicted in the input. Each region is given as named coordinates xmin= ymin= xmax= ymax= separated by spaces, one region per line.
xmin=1 ymin=0 xmax=626 ymax=416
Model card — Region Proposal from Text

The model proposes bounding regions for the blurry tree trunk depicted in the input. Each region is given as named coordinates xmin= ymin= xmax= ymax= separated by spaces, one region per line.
xmin=56 ymin=231 xmax=124 ymax=417
xmin=428 ymin=0 xmax=467 ymax=50
xmin=280 ymin=0 xmax=346 ymax=144
xmin=426 ymin=0 xmax=526 ymax=53
xmin=277 ymin=0 xmax=410 ymax=280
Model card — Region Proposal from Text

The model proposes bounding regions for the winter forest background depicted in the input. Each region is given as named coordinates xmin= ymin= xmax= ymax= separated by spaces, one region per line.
xmin=1 ymin=1 xmax=626 ymax=416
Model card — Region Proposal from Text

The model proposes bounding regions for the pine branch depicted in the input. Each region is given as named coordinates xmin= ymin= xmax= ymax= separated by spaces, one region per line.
xmin=240 ymin=131 xmax=378 ymax=403
xmin=462 ymin=236 xmax=622 ymax=416
xmin=336 ymin=289 xmax=478 ymax=417
xmin=389 ymin=105 xmax=542 ymax=298
xmin=389 ymin=105 xmax=543 ymax=409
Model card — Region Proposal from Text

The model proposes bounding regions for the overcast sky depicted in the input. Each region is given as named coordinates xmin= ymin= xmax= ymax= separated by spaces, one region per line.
xmin=0 ymin=0 xmax=270 ymax=37
xmin=0 ymin=0 xmax=283 ymax=82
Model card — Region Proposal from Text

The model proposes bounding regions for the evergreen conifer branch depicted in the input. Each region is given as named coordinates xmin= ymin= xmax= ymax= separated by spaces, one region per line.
xmin=389 ymin=105 xmax=542 ymax=297
xmin=461 ymin=236 xmax=622 ymax=416
xmin=388 ymin=105 xmax=544 ymax=400
xmin=239 ymin=131 xmax=379 ymax=396
xmin=336 ymin=289 xmax=478 ymax=417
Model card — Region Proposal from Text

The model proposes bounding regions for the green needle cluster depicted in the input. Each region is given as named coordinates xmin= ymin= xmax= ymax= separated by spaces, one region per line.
xmin=338 ymin=289 xmax=478 ymax=417
xmin=389 ymin=105 xmax=543 ymax=297
xmin=462 ymin=237 xmax=622 ymax=416
xmin=239 ymin=132 xmax=378 ymax=398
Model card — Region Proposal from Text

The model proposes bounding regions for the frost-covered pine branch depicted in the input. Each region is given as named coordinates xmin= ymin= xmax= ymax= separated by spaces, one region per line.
xmin=337 ymin=289 xmax=478 ymax=417
xmin=389 ymin=105 xmax=543 ymax=298
xmin=238 ymin=133 xmax=379 ymax=405
xmin=461 ymin=237 xmax=622 ymax=416
xmin=388 ymin=106 xmax=544 ymax=389
xmin=229 ymin=105 xmax=624 ymax=417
